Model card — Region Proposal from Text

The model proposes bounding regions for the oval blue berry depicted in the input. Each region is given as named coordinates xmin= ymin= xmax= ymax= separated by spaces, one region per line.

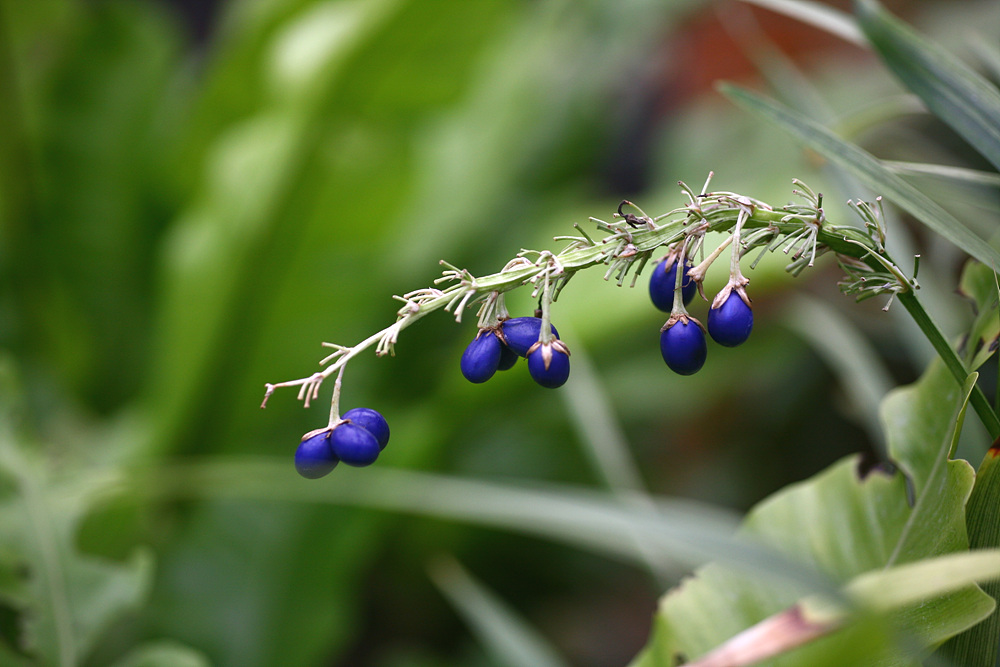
xmin=649 ymin=258 xmax=695 ymax=312
xmin=497 ymin=342 xmax=519 ymax=371
xmin=527 ymin=345 xmax=570 ymax=388
xmin=660 ymin=319 xmax=707 ymax=375
xmin=330 ymin=423 xmax=381 ymax=467
xmin=461 ymin=331 xmax=502 ymax=383
xmin=342 ymin=407 xmax=390 ymax=450
xmin=295 ymin=430 xmax=339 ymax=479
xmin=500 ymin=317 xmax=560 ymax=357
xmin=707 ymin=292 xmax=753 ymax=347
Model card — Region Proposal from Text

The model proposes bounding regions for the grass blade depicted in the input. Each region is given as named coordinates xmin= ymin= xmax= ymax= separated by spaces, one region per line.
xmin=736 ymin=0 xmax=864 ymax=46
xmin=429 ymin=556 xmax=570 ymax=667
xmin=133 ymin=459 xmax=836 ymax=595
xmin=855 ymin=0 xmax=1000 ymax=173
xmin=719 ymin=83 xmax=1000 ymax=269
xmin=883 ymin=161 xmax=1000 ymax=188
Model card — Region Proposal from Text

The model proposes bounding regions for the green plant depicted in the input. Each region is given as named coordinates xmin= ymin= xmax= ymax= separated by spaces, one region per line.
xmin=2 ymin=0 xmax=999 ymax=666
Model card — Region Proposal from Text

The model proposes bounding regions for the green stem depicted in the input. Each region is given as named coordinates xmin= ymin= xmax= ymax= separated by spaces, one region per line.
xmin=898 ymin=291 xmax=1000 ymax=440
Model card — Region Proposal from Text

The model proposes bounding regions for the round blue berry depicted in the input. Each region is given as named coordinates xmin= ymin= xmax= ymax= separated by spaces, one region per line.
xmin=342 ymin=407 xmax=390 ymax=450
xmin=295 ymin=430 xmax=339 ymax=479
xmin=707 ymin=292 xmax=753 ymax=347
xmin=660 ymin=319 xmax=707 ymax=375
xmin=527 ymin=345 xmax=570 ymax=388
xmin=649 ymin=258 xmax=695 ymax=312
xmin=497 ymin=342 xmax=519 ymax=371
xmin=330 ymin=423 xmax=381 ymax=467
xmin=461 ymin=330 xmax=502 ymax=383
xmin=501 ymin=317 xmax=560 ymax=357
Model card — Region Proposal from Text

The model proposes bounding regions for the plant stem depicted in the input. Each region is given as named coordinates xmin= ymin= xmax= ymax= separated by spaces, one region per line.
xmin=897 ymin=291 xmax=1000 ymax=439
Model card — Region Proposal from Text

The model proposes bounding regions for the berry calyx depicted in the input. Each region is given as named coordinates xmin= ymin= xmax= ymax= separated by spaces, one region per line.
xmin=342 ymin=407 xmax=390 ymax=450
xmin=500 ymin=317 xmax=560 ymax=357
xmin=526 ymin=340 xmax=571 ymax=388
xmin=330 ymin=422 xmax=381 ymax=467
xmin=295 ymin=429 xmax=339 ymax=479
xmin=461 ymin=330 xmax=503 ymax=383
xmin=649 ymin=257 xmax=695 ymax=312
xmin=660 ymin=316 xmax=707 ymax=376
xmin=707 ymin=289 xmax=753 ymax=347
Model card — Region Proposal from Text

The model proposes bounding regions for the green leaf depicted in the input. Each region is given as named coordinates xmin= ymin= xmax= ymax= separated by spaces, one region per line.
xmin=956 ymin=261 xmax=1000 ymax=372
xmin=883 ymin=161 xmax=1000 ymax=189
xmin=944 ymin=445 xmax=1000 ymax=666
xmin=847 ymin=549 xmax=1000 ymax=611
xmin=855 ymin=0 xmax=1000 ymax=173
xmin=428 ymin=556 xmax=570 ymax=667
xmin=134 ymin=459 xmax=833 ymax=593
xmin=678 ymin=550 xmax=1000 ymax=667
xmin=629 ymin=359 xmax=986 ymax=667
xmin=0 ymin=433 xmax=154 ymax=666
xmin=719 ymin=83 xmax=1000 ymax=269
xmin=879 ymin=366 xmax=977 ymax=564
xmin=737 ymin=0 xmax=864 ymax=46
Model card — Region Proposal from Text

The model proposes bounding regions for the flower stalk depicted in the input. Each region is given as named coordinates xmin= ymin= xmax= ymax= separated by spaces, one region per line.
xmin=260 ymin=176 xmax=1000 ymax=438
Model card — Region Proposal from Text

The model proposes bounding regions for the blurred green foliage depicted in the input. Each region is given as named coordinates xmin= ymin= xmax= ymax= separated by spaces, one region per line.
xmin=1 ymin=0 xmax=997 ymax=666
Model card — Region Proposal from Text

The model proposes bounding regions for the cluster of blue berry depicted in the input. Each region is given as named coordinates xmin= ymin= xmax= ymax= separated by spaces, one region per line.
xmin=294 ymin=407 xmax=390 ymax=479
xmin=460 ymin=316 xmax=568 ymax=388
xmin=649 ymin=256 xmax=754 ymax=375
xmin=266 ymin=178 xmax=870 ymax=479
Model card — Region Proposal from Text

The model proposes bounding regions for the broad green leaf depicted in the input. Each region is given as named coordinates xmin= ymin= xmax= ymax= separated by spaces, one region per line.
xmin=879 ymin=367 xmax=977 ymax=564
xmin=944 ymin=445 xmax=1000 ymax=666
xmin=719 ymin=84 xmax=1000 ymax=269
xmin=680 ymin=550 xmax=1000 ymax=667
xmin=629 ymin=359 xmax=985 ymax=667
xmin=855 ymin=0 xmax=1000 ymax=173
xmin=956 ymin=261 xmax=1000 ymax=372
xmin=429 ymin=556 xmax=570 ymax=667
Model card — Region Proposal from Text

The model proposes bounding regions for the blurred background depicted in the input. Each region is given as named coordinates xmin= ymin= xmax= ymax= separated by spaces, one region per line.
xmin=1 ymin=0 xmax=997 ymax=665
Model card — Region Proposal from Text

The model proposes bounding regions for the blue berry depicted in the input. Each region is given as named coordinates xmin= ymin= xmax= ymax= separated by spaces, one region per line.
xmin=707 ymin=292 xmax=753 ymax=347
xmin=497 ymin=342 xmax=519 ymax=371
xmin=342 ymin=407 xmax=390 ymax=450
xmin=461 ymin=330 xmax=502 ymax=383
xmin=649 ymin=258 xmax=695 ymax=312
xmin=295 ymin=430 xmax=339 ymax=479
xmin=501 ymin=317 xmax=560 ymax=357
xmin=330 ymin=422 xmax=381 ymax=467
xmin=660 ymin=318 xmax=707 ymax=375
xmin=527 ymin=344 xmax=570 ymax=388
